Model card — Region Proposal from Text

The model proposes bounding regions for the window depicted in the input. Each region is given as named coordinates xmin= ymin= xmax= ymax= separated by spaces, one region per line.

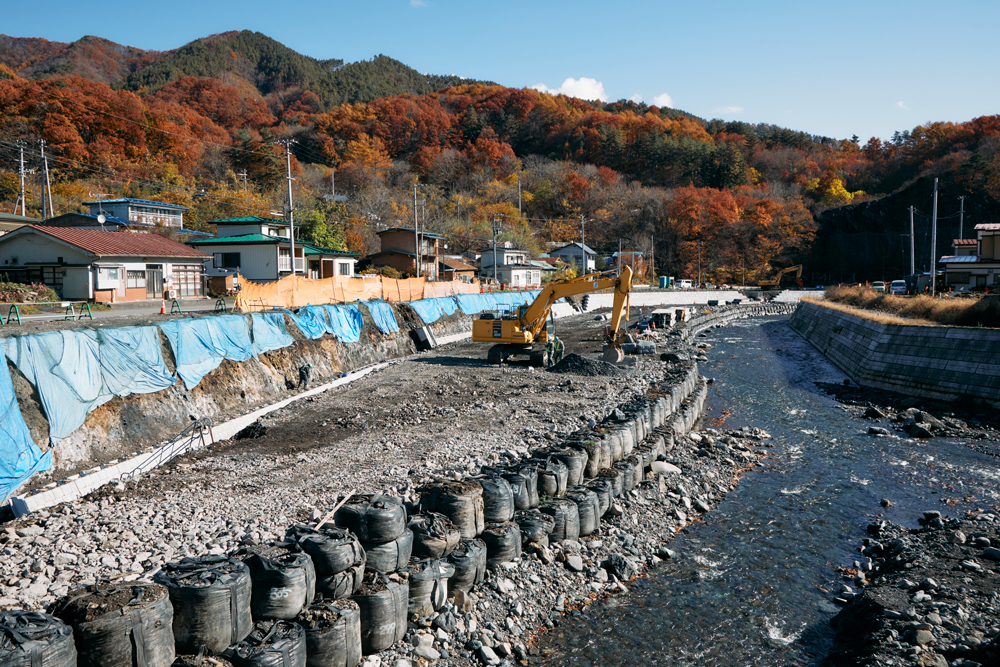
xmin=278 ymin=248 xmax=291 ymax=272
xmin=338 ymin=262 xmax=351 ymax=275
xmin=126 ymin=270 xmax=146 ymax=289
xmin=171 ymin=264 xmax=204 ymax=297
xmin=213 ymin=252 xmax=241 ymax=269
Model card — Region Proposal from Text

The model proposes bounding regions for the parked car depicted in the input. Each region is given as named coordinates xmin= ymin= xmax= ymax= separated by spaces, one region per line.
xmin=889 ymin=280 xmax=907 ymax=295
xmin=678 ymin=279 xmax=693 ymax=289
xmin=871 ymin=281 xmax=886 ymax=293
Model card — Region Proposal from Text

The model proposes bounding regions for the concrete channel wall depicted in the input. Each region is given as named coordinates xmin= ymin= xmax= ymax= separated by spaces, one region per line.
xmin=789 ymin=300 xmax=1000 ymax=404
xmin=680 ymin=302 xmax=799 ymax=340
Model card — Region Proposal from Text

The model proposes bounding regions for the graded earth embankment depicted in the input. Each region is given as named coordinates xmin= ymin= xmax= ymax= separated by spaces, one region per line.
xmin=789 ymin=300 xmax=1000 ymax=404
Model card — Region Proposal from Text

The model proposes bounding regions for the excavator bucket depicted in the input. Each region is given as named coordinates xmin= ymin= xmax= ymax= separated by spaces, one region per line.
xmin=600 ymin=346 xmax=624 ymax=363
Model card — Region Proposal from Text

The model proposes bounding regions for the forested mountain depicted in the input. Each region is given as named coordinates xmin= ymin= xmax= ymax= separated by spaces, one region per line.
xmin=1 ymin=30 xmax=999 ymax=285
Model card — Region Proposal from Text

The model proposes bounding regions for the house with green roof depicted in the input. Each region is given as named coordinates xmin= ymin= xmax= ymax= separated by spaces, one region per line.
xmin=189 ymin=217 xmax=359 ymax=283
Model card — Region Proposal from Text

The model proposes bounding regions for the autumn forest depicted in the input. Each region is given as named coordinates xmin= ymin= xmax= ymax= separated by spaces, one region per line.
xmin=3 ymin=30 xmax=1000 ymax=284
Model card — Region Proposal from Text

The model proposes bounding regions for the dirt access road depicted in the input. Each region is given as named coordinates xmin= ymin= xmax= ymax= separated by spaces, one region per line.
xmin=121 ymin=311 xmax=670 ymax=528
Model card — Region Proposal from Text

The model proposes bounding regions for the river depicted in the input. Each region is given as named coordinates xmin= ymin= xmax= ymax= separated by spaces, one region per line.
xmin=537 ymin=316 xmax=1000 ymax=666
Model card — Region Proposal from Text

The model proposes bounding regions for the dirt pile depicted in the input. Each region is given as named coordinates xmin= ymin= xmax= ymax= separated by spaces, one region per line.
xmin=546 ymin=353 xmax=630 ymax=377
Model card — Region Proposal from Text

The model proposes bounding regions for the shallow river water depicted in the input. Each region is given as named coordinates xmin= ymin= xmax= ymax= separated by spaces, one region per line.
xmin=537 ymin=317 xmax=1000 ymax=666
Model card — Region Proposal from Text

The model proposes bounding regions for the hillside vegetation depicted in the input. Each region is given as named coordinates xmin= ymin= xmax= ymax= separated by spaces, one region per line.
xmin=1 ymin=31 xmax=999 ymax=285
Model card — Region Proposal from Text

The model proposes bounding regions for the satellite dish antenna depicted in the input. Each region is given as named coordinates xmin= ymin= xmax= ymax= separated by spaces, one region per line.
xmin=97 ymin=214 xmax=106 ymax=224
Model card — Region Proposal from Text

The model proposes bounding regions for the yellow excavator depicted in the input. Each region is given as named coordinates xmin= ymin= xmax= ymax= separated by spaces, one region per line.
xmin=472 ymin=266 xmax=633 ymax=366
xmin=759 ymin=264 xmax=803 ymax=288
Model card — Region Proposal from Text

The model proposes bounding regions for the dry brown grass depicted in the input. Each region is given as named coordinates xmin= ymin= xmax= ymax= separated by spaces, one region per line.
xmin=821 ymin=286 xmax=1000 ymax=328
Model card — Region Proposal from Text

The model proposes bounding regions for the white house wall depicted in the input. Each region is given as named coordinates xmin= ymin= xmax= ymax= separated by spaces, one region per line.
xmin=0 ymin=236 xmax=92 ymax=266
xmin=192 ymin=243 xmax=279 ymax=282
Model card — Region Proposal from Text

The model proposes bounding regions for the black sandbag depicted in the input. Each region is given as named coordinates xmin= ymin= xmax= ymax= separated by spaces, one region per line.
xmin=480 ymin=522 xmax=522 ymax=568
xmin=52 ymin=583 xmax=174 ymax=667
xmin=634 ymin=446 xmax=654 ymax=473
xmin=446 ymin=539 xmax=486 ymax=595
xmin=405 ymin=560 xmax=456 ymax=617
xmin=362 ymin=528 xmax=412 ymax=573
xmin=597 ymin=467 xmax=624 ymax=497
xmin=624 ymin=454 xmax=644 ymax=487
xmin=154 ymin=556 xmax=253 ymax=655
xmin=502 ymin=464 xmax=538 ymax=510
xmin=530 ymin=458 xmax=568 ymax=498
xmin=408 ymin=513 xmax=461 ymax=559
xmin=472 ymin=474 xmax=515 ymax=523
xmin=295 ymin=601 xmax=361 ymax=667
xmin=565 ymin=486 xmax=600 ymax=537
xmin=350 ymin=573 xmax=408 ymax=655
xmin=513 ymin=510 xmax=555 ymax=548
xmin=233 ymin=543 xmax=316 ymax=621
xmin=315 ymin=561 xmax=364 ymax=600
xmin=538 ymin=499 xmax=580 ymax=543
xmin=613 ymin=458 xmax=637 ymax=492
xmin=333 ymin=495 xmax=407 ymax=545
xmin=584 ymin=478 xmax=613 ymax=517
xmin=172 ymin=653 xmax=234 ymax=666
xmin=285 ymin=525 xmax=364 ymax=576
xmin=548 ymin=447 xmax=588 ymax=487
xmin=574 ymin=438 xmax=606 ymax=478
xmin=224 ymin=620 xmax=306 ymax=667
xmin=418 ymin=480 xmax=485 ymax=539
xmin=0 ymin=610 xmax=77 ymax=667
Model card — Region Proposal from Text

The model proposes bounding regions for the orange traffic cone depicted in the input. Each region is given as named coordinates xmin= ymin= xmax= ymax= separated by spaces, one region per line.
xmin=159 ymin=300 xmax=166 ymax=314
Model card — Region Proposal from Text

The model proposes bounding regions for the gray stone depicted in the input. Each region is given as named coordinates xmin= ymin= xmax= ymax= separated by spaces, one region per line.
xmin=868 ymin=426 xmax=891 ymax=436
xmin=912 ymin=630 xmax=934 ymax=645
xmin=478 ymin=646 xmax=500 ymax=665
xmin=864 ymin=406 xmax=886 ymax=419
xmin=982 ymin=546 xmax=1000 ymax=561
xmin=603 ymin=553 xmax=639 ymax=581
xmin=412 ymin=646 xmax=440 ymax=661
xmin=565 ymin=555 xmax=584 ymax=572
xmin=651 ymin=461 xmax=682 ymax=475
xmin=909 ymin=424 xmax=933 ymax=439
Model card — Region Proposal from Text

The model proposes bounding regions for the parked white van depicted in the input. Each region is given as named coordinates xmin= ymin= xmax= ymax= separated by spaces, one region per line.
xmin=678 ymin=279 xmax=693 ymax=289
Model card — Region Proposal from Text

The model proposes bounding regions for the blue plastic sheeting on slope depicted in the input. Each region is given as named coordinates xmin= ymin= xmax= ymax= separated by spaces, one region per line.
xmin=360 ymin=301 xmax=399 ymax=334
xmin=283 ymin=306 xmax=330 ymax=340
xmin=159 ymin=315 xmax=253 ymax=391
xmin=0 ymin=359 xmax=50 ymax=502
xmin=432 ymin=297 xmax=457 ymax=317
xmin=455 ymin=294 xmax=495 ymax=315
xmin=323 ymin=305 xmax=363 ymax=342
xmin=2 ymin=327 xmax=177 ymax=445
xmin=408 ymin=298 xmax=444 ymax=324
xmin=251 ymin=312 xmax=295 ymax=355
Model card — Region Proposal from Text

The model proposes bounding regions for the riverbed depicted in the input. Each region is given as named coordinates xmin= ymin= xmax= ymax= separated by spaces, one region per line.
xmin=537 ymin=316 xmax=1000 ymax=666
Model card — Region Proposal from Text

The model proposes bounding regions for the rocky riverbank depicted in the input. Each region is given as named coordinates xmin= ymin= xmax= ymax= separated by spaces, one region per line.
xmin=825 ymin=511 xmax=1000 ymax=667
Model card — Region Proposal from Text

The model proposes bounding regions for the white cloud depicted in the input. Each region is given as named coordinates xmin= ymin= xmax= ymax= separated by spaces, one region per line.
xmin=531 ymin=77 xmax=608 ymax=102
xmin=629 ymin=94 xmax=643 ymax=104
xmin=410 ymin=0 xmax=427 ymax=7
xmin=651 ymin=93 xmax=673 ymax=108
xmin=714 ymin=105 xmax=744 ymax=114
xmin=896 ymin=101 xmax=909 ymax=110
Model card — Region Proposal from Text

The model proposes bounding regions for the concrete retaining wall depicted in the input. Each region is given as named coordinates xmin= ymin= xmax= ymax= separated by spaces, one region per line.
xmin=789 ymin=300 xmax=1000 ymax=404
xmin=679 ymin=303 xmax=798 ymax=340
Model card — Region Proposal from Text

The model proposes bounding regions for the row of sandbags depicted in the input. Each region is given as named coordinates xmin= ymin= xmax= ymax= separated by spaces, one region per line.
xmin=0 ymin=386 xmax=690 ymax=667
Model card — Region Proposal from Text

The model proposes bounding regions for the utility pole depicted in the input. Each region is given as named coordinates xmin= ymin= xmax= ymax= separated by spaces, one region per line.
xmin=331 ymin=168 xmax=336 ymax=197
xmin=413 ymin=183 xmax=420 ymax=278
xmin=491 ymin=214 xmax=502 ymax=283
xmin=580 ymin=215 xmax=586 ymax=272
xmin=276 ymin=139 xmax=297 ymax=274
xmin=698 ymin=240 xmax=702 ymax=287
xmin=650 ymin=234 xmax=654 ymax=281
xmin=930 ymin=178 xmax=939 ymax=295
xmin=238 ymin=170 xmax=248 ymax=191
xmin=16 ymin=141 xmax=26 ymax=217
xmin=517 ymin=174 xmax=522 ymax=217
xmin=39 ymin=139 xmax=53 ymax=219
xmin=909 ymin=206 xmax=915 ymax=276
xmin=958 ymin=195 xmax=966 ymax=239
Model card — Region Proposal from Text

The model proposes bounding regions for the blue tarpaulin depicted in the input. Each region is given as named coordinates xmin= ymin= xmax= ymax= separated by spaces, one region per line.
xmin=408 ymin=296 xmax=460 ymax=324
xmin=251 ymin=312 xmax=296 ymax=355
xmin=0 ymin=359 xmax=50 ymax=502
xmin=2 ymin=327 xmax=176 ymax=445
xmin=323 ymin=305 xmax=363 ymax=342
xmin=454 ymin=294 xmax=493 ymax=315
xmin=360 ymin=301 xmax=399 ymax=334
xmin=159 ymin=315 xmax=253 ymax=390
xmin=283 ymin=306 xmax=330 ymax=340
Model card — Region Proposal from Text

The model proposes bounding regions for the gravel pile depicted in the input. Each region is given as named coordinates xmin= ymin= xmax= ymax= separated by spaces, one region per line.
xmin=547 ymin=353 xmax=630 ymax=377
xmin=826 ymin=512 xmax=1000 ymax=666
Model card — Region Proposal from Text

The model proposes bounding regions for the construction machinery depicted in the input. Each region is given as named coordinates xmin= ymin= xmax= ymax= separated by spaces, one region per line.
xmin=472 ymin=266 xmax=633 ymax=366
xmin=759 ymin=264 xmax=803 ymax=288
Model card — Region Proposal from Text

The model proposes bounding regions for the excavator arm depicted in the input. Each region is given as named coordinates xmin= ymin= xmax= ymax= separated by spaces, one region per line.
xmin=519 ymin=266 xmax=633 ymax=341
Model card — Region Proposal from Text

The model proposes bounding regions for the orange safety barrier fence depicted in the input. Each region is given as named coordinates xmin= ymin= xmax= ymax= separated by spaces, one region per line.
xmin=233 ymin=273 xmax=481 ymax=311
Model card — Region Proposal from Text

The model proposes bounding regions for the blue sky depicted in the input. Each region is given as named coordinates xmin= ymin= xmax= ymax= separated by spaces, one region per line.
xmin=4 ymin=0 xmax=999 ymax=142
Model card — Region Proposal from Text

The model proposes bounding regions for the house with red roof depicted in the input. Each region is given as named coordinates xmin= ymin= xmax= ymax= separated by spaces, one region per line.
xmin=0 ymin=225 xmax=210 ymax=303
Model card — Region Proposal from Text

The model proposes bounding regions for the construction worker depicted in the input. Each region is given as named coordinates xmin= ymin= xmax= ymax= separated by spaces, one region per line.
xmin=552 ymin=336 xmax=564 ymax=365
xmin=298 ymin=363 xmax=312 ymax=390
xmin=546 ymin=338 xmax=554 ymax=366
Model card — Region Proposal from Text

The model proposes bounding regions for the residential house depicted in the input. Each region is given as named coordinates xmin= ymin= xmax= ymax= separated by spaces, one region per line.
xmin=613 ymin=250 xmax=648 ymax=278
xmin=367 ymin=227 xmax=443 ymax=279
xmin=438 ymin=256 xmax=477 ymax=282
xmin=550 ymin=242 xmax=597 ymax=273
xmin=0 ymin=212 xmax=35 ymax=236
xmin=0 ymin=225 xmax=210 ymax=302
xmin=188 ymin=217 xmax=359 ymax=282
xmin=492 ymin=264 xmax=543 ymax=289
xmin=940 ymin=227 xmax=1000 ymax=290
xmin=478 ymin=246 xmax=530 ymax=279
xmin=82 ymin=198 xmax=187 ymax=229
